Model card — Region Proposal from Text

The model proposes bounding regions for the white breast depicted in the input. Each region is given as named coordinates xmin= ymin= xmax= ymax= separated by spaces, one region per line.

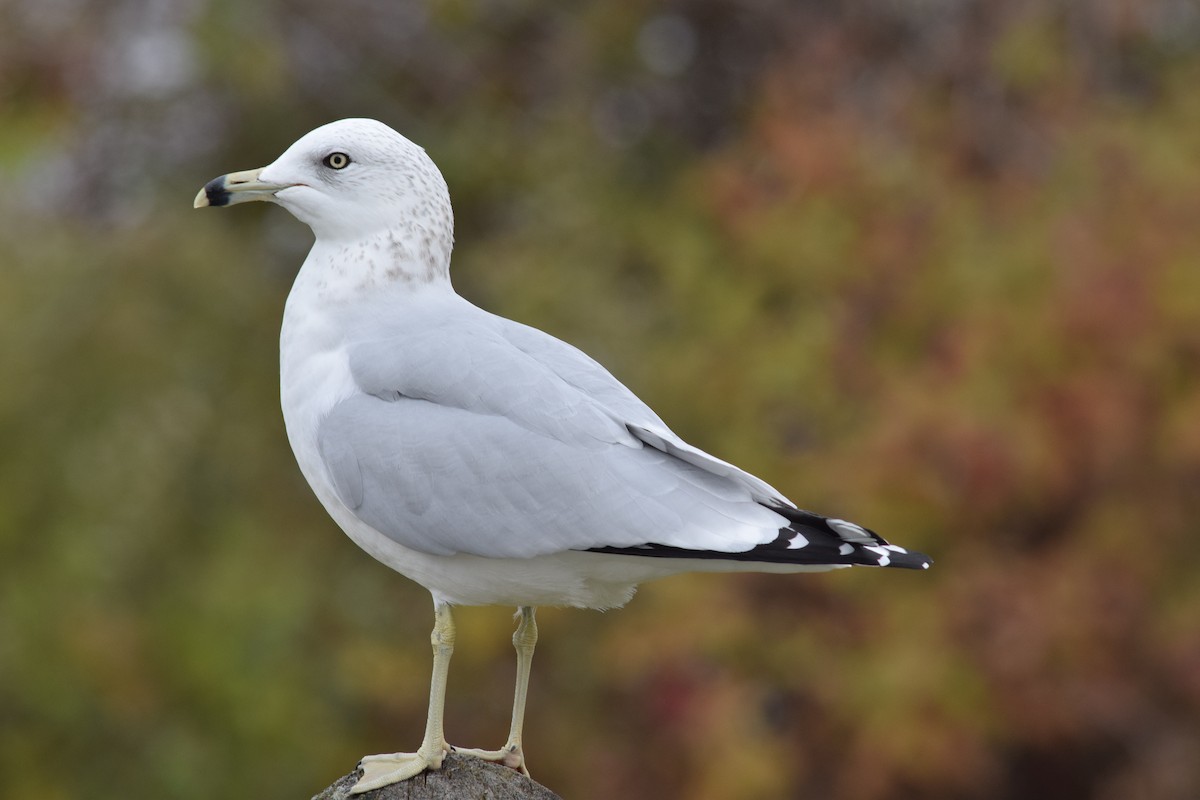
xmin=280 ymin=253 xmax=357 ymax=489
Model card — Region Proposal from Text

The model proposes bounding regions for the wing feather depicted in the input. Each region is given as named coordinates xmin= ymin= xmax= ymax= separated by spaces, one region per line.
xmin=316 ymin=392 xmax=784 ymax=558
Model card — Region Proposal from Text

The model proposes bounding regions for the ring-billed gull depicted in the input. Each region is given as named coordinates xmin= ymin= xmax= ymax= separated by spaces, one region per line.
xmin=194 ymin=118 xmax=930 ymax=793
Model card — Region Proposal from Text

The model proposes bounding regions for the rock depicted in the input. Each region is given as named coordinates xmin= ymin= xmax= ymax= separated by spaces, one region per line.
xmin=312 ymin=754 xmax=563 ymax=800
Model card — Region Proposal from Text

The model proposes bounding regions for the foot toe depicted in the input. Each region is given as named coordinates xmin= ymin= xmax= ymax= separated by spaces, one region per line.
xmin=351 ymin=749 xmax=443 ymax=794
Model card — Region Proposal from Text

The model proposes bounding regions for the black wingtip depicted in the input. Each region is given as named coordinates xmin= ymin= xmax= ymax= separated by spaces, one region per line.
xmin=585 ymin=505 xmax=933 ymax=572
xmin=886 ymin=550 xmax=934 ymax=570
xmin=770 ymin=505 xmax=933 ymax=570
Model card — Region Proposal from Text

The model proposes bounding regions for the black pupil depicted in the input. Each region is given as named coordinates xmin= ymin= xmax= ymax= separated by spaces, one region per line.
xmin=327 ymin=153 xmax=348 ymax=168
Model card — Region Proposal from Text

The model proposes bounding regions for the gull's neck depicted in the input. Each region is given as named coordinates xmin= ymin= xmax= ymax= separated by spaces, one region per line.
xmin=295 ymin=223 xmax=455 ymax=307
xmin=280 ymin=222 xmax=461 ymax=419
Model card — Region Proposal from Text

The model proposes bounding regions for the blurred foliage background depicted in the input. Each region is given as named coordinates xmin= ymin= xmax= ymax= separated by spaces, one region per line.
xmin=3 ymin=1 xmax=1200 ymax=798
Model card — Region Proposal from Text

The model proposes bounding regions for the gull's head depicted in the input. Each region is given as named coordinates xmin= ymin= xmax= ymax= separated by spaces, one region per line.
xmin=195 ymin=119 xmax=454 ymax=266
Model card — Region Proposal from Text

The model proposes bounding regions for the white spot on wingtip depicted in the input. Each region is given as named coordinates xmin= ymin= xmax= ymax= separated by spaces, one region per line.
xmin=838 ymin=543 xmax=854 ymax=556
xmin=862 ymin=544 xmax=890 ymax=566
xmin=787 ymin=532 xmax=809 ymax=549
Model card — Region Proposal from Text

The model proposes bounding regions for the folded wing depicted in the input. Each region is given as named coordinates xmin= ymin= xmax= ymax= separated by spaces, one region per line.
xmin=315 ymin=307 xmax=929 ymax=569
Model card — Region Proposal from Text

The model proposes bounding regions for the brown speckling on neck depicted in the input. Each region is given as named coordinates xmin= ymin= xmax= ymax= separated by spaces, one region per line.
xmin=386 ymin=232 xmax=414 ymax=282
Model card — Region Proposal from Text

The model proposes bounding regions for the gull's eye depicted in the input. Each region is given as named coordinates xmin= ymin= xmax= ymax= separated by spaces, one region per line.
xmin=323 ymin=152 xmax=351 ymax=170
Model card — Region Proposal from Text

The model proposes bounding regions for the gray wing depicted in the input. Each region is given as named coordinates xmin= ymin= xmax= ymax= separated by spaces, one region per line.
xmin=486 ymin=314 xmax=792 ymax=506
xmin=318 ymin=392 xmax=786 ymax=558
xmin=316 ymin=312 xmax=790 ymax=558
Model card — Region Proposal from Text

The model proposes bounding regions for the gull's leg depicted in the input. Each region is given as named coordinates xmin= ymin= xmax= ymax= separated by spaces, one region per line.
xmin=455 ymin=606 xmax=537 ymax=776
xmin=351 ymin=601 xmax=457 ymax=794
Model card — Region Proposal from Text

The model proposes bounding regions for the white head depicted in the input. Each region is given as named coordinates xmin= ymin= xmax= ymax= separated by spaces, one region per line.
xmin=196 ymin=118 xmax=454 ymax=281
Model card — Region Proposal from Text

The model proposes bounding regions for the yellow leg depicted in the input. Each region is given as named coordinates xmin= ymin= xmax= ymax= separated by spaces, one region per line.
xmin=351 ymin=601 xmax=456 ymax=794
xmin=455 ymin=606 xmax=537 ymax=776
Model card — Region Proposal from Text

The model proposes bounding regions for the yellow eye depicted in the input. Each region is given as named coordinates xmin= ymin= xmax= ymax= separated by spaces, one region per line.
xmin=323 ymin=152 xmax=351 ymax=170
